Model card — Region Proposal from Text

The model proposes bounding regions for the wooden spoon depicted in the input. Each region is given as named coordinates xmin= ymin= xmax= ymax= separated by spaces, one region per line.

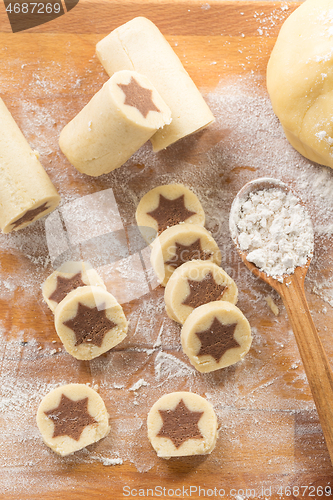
xmin=229 ymin=177 xmax=333 ymax=466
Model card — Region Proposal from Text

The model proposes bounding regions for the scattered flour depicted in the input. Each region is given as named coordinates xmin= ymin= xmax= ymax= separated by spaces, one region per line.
xmin=0 ymin=51 xmax=332 ymax=495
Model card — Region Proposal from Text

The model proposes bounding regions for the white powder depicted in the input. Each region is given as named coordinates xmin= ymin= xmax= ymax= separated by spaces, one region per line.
xmin=235 ymin=187 xmax=314 ymax=281
xmin=129 ymin=379 xmax=149 ymax=391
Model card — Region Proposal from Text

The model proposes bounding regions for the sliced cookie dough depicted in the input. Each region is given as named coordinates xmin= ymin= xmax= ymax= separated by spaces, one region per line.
xmin=59 ymin=70 xmax=171 ymax=177
xmin=136 ymin=184 xmax=205 ymax=244
xmin=181 ymin=301 xmax=252 ymax=373
xmin=37 ymin=383 xmax=110 ymax=456
xmin=54 ymin=286 xmax=128 ymax=360
xmin=0 ymin=98 xmax=60 ymax=233
xmin=150 ymin=223 xmax=221 ymax=286
xmin=96 ymin=17 xmax=215 ymax=152
xmin=42 ymin=261 xmax=106 ymax=313
xmin=164 ymin=260 xmax=238 ymax=325
xmin=147 ymin=391 xmax=218 ymax=458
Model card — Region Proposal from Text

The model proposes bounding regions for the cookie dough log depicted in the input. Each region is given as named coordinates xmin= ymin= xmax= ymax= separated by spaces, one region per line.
xmin=96 ymin=17 xmax=215 ymax=151
xmin=150 ymin=223 xmax=221 ymax=286
xmin=136 ymin=184 xmax=205 ymax=244
xmin=181 ymin=301 xmax=252 ymax=373
xmin=37 ymin=384 xmax=110 ymax=456
xmin=147 ymin=391 xmax=218 ymax=458
xmin=42 ymin=261 xmax=106 ymax=313
xmin=0 ymin=98 xmax=60 ymax=233
xmin=54 ymin=286 xmax=128 ymax=360
xmin=59 ymin=70 xmax=171 ymax=177
xmin=165 ymin=260 xmax=238 ymax=325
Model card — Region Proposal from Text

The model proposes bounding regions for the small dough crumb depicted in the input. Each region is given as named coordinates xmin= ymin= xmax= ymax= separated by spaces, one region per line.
xmin=265 ymin=295 xmax=279 ymax=316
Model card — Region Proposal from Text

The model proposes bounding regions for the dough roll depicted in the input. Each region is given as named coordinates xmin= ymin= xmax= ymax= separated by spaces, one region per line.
xmin=96 ymin=17 xmax=215 ymax=151
xmin=0 ymin=98 xmax=60 ymax=233
xmin=59 ymin=70 xmax=171 ymax=177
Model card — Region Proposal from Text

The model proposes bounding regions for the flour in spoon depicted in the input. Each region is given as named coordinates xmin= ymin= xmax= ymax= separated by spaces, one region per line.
xmin=236 ymin=187 xmax=314 ymax=281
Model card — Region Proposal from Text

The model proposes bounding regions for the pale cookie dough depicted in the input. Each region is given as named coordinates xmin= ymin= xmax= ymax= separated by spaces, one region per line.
xmin=147 ymin=391 xmax=218 ymax=458
xmin=0 ymin=98 xmax=60 ymax=233
xmin=267 ymin=0 xmax=333 ymax=169
xmin=96 ymin=17 xmax=215 ymax=151
xmin=164 ymin=260 xmax=238 ymax=325
xmin=150 ymin=223 xmax=221 ymax=287
xmin=59 ymin=70 xmax=171 ymax=176
xmin=136 ymin=184 xmax=205 ymax=244
xmin=54 ymin=286 xmax=128 ymax=360
xmin=181 ymin=301 xmax=252 ymax=373
xmin=42 ymin=261 xmax=106 ymax=313
xmin=37 ymin=384 xmax=110 ymax=456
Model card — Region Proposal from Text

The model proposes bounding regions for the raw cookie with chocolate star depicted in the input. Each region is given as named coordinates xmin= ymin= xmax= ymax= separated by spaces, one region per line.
xmin=54 ymin=286 xmax=128 ymax=360
xmin=147 ymin=391 xmax=218 ymax=458
xmin=42 ymin=261 xmax=106 ymax=313
xmin=59 ymin=69 xmax=171 ymax=177
xmin=150 ymin=223 xmax=221 ymax=286
xmin=181 ymin=301 xmax=252 ymax=373
xmin=164 ymin=260 xmax=238 ymax=325
xmin=37 ymin=383 xmax=110 ymax=456
xmin=136 ymin=184 xmax=205 ymax=244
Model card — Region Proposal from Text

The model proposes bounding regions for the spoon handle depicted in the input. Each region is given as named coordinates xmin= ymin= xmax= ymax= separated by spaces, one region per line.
xmin=277 ymin=275 xmax=333 ymax=464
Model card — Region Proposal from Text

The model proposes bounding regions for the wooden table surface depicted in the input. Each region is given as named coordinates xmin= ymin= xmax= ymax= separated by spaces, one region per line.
xmin=1 ymin=1 xmax=333 ymax=499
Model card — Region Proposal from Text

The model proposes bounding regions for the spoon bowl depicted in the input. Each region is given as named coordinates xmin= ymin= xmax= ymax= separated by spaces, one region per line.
xmin=230 ymin=177 xmax=333 ymax=466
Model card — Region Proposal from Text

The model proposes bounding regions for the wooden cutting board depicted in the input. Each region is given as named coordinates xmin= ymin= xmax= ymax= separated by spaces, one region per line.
xmin=1 ymin=1 xmax=333 ymax=499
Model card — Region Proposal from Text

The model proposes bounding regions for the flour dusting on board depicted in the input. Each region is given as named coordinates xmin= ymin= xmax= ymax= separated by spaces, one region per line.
xmin=0 ymin=66 xmax=333 ymax=494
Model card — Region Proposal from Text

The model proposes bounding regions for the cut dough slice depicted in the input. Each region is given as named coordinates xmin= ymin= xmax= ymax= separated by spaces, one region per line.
xmin=54 ymin=286 xmax=128 ymax=360
xmin=0 ymin=98 xmax=60 ymax=233
xmin=37 ymin=383 xmax=110 ymax=456
xmin=96 ymin=17 xmax=215 ymax=151
xmin=181 ymin=301 xmax=252 ymax=373
xmin=59 ymin=70 xmax=171 ymax=176
xmin=136 ymin=184 xmax=205 ymax=244
xmin=164 ymin=260 xmax=238 ymax=325
xmin=147 ymin=391 xmax=218 ymax=458
xmin=42 ymin=261 xmax=106 ymax=312
xmin=150 ymin=223 xmax=221 ymax=286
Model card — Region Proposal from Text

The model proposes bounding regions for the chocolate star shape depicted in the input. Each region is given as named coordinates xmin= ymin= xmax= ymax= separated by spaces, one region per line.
xmin=118 ymin=77 xmax=160 ymax=118
xmin=165 ymin=238 xmax=212 ymax=269
xmin=157 ymin=399 xmax=203 ymax=448
xmin=147 ymin=194 xmax=196 ymax=234
xmin=196 ymin=317 xmax=239 ymax=363
xmin=49 ymin=272 xmax=86 ymax=305
xmin=11 ymin=202 xmax=49 ymax=229
xmin=45 ymin=393 xmax=97 ymax=441
xmin=63 ymin=302 xmax=117 ymax=347
xmin=182 ymin=271 xmax=227 ymax=309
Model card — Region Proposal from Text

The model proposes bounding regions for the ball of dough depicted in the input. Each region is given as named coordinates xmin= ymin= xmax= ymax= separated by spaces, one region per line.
xmin=147 ymin=391 xmax=218 ymax=458
xmin=164 ymin=260 xmax=238 ymax=325
xmin=36 ymin=383 xmax=110 ymax=456
xmin=150 ymin=223 xmax=222 ymax=287
xmin=181 ymin=301 xmax=252 ymax=373
xmin=42 ymin=261 xmax=106 ymax=312
xmin=267 ymin=0 xmax=333 ymax=168
xmin=136 ymin=184 xmax=205 ymax=244
xmin=54 ymin=286 xmax=128 ymax=360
